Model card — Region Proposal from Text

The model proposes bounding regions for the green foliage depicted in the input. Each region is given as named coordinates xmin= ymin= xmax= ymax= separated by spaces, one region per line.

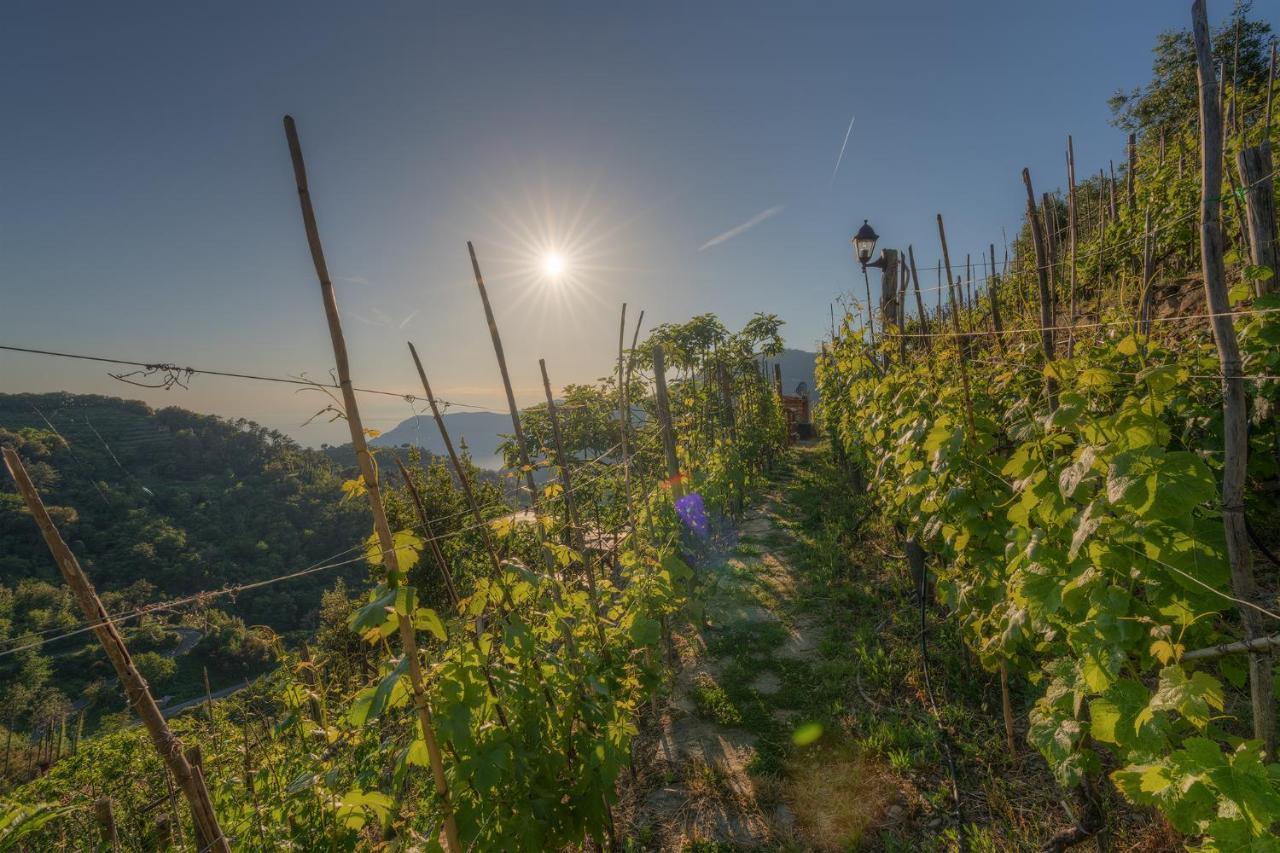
xmin=820 ymin=286 xmax=1280 ymax=844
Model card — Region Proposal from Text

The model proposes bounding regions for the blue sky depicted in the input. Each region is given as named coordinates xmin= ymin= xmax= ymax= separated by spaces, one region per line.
xmin=0 ymin=1 xmax=1252 ymax=444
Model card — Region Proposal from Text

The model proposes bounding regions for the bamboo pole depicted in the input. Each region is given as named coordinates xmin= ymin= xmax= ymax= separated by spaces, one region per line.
xmin=1191 ymin=0 xmax=1276 ymax=758
xmin=407 ymin=343 xmax=506 ymax=585
xmin=2 ymin=449 xmax=229 ymax=852
xmin=467 ymin=242 xmax=540 ymax=509
xmin=392 ymin=459 xmax=460 ymax=607
xmin=282 ymin=116 xmax=460 ymax=852
xmin=616 ymin=303 xmax=633 ymax=522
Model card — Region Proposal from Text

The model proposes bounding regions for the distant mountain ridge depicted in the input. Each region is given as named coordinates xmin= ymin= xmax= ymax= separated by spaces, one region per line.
xmin=761 ymin=348 xmax=817 ymax=401
xmin=371 ymin=409 xmax=513 ymax=470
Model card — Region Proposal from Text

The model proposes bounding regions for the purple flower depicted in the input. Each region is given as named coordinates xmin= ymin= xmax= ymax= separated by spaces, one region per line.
xmin=675 ymin=492 xmax=709 ymax=538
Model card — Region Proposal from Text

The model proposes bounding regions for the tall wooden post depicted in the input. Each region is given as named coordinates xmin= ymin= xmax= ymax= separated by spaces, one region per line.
xmin=935 ymin=216 xmax=976 ymax=438
xmin=653 ymin=345 xmax=683 ymax=499
xmin=2 ymin=449 xmax=229 ymax=852
xmin=282 ymin=116 xmax=460 ymax=853
xmin=879 ymin=249 xmax=900 ymax=362
xmin=1192 ymin=0 xmax=1275 ymax=758
xmin=1236 ymin=142 xmax=1277 ymax=296
xmin=1126 ymin=132 xmax=1138 ymax=213
xmin=617 ymin=304 xmax=633 ymax=529
xmin=1022 ymin=169 xmax=1059 ymax=411
xmin=1066 ymin=135 xmax=1079 ymax=356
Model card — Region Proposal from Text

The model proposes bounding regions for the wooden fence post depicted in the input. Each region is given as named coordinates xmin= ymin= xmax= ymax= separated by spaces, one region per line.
xmin=1 ymin=449 xmax=230 ymax=852
xmin=1236 ymin=142 xmax=1277 ymax=296
xmin=1192 ymin=0 xmax=1276 ymax=759
xmin=282 ymin=115 xmax=461 ymax=853
xmin=653 ymin=345 xmax=683 ymax=499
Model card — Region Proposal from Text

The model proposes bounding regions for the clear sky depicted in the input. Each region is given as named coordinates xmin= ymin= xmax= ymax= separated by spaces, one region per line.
xmin=0 ymin=1 xmax=1251 ymax=445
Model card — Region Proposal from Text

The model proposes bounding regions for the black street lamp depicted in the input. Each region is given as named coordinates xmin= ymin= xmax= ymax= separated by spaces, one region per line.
xmin=851 ymin=219 xmax=884 ymax=342
xmin=853 ymin=220 xmax=884 ymax=270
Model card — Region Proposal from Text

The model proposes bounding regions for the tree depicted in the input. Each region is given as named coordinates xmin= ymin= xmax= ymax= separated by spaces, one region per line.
xmin=131 ymin=652 xmax=176 ymax=689
xmin=1109 ymin=1 xmax=1272 ymax=135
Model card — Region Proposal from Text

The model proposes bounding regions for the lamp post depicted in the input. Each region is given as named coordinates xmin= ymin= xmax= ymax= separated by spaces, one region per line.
xmin=852 ymin=220 xmax=885 ymax=344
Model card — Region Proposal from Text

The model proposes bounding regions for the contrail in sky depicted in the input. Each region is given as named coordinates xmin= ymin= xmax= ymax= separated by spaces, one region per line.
xmin=831 ymin=113 xmax=856 ymax=182
xmin=698 ymin=205 xmax=786 ymax=251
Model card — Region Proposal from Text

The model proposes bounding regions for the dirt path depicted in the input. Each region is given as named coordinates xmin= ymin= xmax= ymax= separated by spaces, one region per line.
xmin=625 ymin=475 xmax=830 ymax=850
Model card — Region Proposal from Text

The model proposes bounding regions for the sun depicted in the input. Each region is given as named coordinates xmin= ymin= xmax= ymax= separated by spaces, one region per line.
xmin=541 ymin=251 xmax=566 ymax=279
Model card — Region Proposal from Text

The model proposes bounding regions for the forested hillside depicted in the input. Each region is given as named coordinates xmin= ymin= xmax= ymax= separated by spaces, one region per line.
xmin=0 ymin=393 xmax=368 ymax=626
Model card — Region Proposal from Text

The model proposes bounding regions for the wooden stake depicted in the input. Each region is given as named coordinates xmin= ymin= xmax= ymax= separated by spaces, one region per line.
xmin=392 ymin=459 xmax=460 ymax=607
xmin=652 ymin=345 xmax=683 ymax=499
xmin=203 ymin=666 xmax=214 ymax=722
xmin=1192 ymin=0 xmax=1276 ymax=758
xmin=95 ymin=797 xmax=119 ymax=851
xmin=467 ymin=241 xmax=539 ymax=509
xmin=407 ymin=343 xmax=505 ymax=585
xmin=906 ymin=246 xmax=931 ymax=351
xmin=999 ymin=663 xmax=1016 ymax=756
xmin=2 ymin=449 xmax=229 ymax=852
xmin=1236 ymin=142 xmax=1277 ymax=296
xmin=1140 ymin=207 xmax=1156 ymax=337
xmin=617 ymin=304 xmax=633 ymax=531
xmin=1127 ymin=132 xmax=1138 ymax=213
xmin=1021 ymin=169 xmax=1059 ymax=411
xmin=297 ymin=642 xmax=326 ymax=727
xmin=935 ymin=216 xmax=977 ymax=438
xmin=1066 ymin=135 xmax=1079 ymax=356
xmin=282 ymin=115 xmax=460 ymax=852
xmin=1108 ymin=160 xmax=1118 ymax=221
xmin=988 ymin=243 xmax=1006 ymax=353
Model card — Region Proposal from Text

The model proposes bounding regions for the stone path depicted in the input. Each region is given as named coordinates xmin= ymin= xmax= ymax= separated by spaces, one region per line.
xmin=626 ymin=485 xmax=824 ymax=850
